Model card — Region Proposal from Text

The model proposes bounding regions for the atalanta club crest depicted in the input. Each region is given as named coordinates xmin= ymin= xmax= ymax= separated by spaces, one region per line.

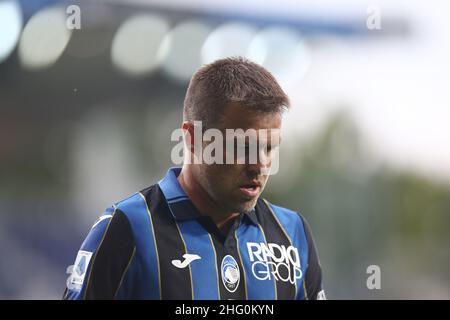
xmin=221 ymin=255 xmax=240 ymax=293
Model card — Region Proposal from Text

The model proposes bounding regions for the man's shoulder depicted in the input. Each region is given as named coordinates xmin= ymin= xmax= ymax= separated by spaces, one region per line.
xmin=111 ymin=184 xmax=159 ymax=219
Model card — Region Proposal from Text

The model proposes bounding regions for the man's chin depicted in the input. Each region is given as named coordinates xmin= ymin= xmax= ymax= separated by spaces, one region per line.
xmin=234 ymin=199 xmax=258 ymax=214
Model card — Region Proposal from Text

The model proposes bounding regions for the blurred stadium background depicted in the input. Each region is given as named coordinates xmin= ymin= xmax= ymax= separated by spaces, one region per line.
xmin=0 ymin=0 xmax=449 ymax=299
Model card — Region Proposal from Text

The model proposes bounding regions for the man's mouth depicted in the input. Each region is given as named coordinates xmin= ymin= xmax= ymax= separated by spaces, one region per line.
xmin=238 ymin=181 xmax=261 ymax=197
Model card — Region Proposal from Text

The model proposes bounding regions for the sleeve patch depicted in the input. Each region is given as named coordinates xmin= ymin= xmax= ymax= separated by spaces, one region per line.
xmin=68 ymin=250 xmax=93 ymax=292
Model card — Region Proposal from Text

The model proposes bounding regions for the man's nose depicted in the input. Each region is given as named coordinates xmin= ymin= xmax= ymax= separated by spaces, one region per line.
xmin=246 ymin=149 xmax=271 ymax=174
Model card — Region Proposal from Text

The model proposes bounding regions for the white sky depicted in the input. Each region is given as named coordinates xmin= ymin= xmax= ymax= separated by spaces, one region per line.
xmin=283 ymin=1 xmax=450 ymax=181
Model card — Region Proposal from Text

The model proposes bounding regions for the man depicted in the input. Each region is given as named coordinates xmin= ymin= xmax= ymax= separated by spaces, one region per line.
xmin=64 ymin=57 xmax=325 ymax=300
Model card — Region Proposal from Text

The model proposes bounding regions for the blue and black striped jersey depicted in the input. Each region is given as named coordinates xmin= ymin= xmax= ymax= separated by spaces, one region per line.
xmin=64 ymin=167 xmax=324 ymax=300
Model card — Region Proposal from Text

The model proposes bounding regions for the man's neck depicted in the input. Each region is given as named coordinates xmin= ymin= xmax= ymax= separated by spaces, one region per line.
xmin=177 ymin=166 xmax=240 ymax=232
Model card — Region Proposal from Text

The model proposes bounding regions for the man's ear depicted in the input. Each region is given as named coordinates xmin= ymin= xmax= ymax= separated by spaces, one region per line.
xmin=182 ymin=121 xmax=195 ymax=154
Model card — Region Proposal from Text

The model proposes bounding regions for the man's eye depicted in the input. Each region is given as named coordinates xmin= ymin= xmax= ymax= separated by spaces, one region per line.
xmin=261 ymin=145 xmax=279 ymax=155
xmin=259 ymin=145 xmax=272 ymax=153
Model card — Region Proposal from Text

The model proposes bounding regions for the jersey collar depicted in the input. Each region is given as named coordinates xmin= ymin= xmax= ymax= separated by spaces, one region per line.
xmin=158 ymin=167 xmax=258 ymax=225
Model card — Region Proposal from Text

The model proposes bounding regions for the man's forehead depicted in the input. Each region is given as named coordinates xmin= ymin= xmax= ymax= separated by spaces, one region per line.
xmin=224 ymin=128 xmax=282 ymax=144
xmin=217 ymin=102 xmax=282 ymax=131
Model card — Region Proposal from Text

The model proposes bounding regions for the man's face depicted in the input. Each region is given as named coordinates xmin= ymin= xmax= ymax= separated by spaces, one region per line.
xmin=195 ymin=102 xmax=282 ymax=214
